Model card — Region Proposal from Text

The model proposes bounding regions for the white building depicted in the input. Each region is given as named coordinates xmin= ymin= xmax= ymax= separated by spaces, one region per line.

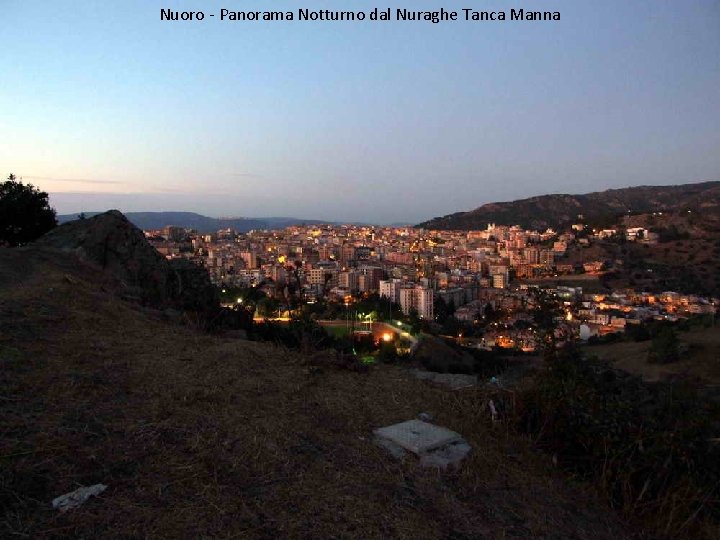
xmin=398 ymin=285 xmax=434 ymax=319
xmin=379 ymin=279 xmax=403 ymax=303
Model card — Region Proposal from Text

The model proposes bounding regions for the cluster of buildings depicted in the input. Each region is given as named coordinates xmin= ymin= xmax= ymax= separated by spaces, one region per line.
xmin=146 ymin=220 xmax=716 ymax=348
xmin=147 ymin=222 xmax=573 ymax=317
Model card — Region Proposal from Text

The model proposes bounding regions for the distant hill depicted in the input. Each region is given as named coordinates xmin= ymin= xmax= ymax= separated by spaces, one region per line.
xmin=417 ymin=181 xmax=720 ymax=230
xmin=57 ymin=211 xmax=332 ymax=233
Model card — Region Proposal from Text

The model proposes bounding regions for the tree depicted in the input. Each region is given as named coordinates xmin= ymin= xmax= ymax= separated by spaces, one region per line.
xmin=256 ymin=296 xmax=279 ymax=318
xmin=408 ymin=307 xmax=422 ymax=334
xmin=531 ymin=289 xmax=563 ymax=361
xmin=0 ymin=174 xmax=57 ymax=246
xmin=647 ymin=325 xmax=680 ymax=364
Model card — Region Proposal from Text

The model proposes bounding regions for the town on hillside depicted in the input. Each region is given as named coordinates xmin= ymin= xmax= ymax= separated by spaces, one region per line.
xmin=146 ymin=220 xmax=718 ymax=353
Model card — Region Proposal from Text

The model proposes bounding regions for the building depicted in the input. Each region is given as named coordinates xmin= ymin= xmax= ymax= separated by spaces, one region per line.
xmin=379 ymin=279 xmax=402 ymax=303
xmin=539 ymin=249 xmax=554 ymax=267
xmin=240 ymin=251 xmax=258 ymax=269
xmin=339 ymin=270 xmax=359 ymax=291
xmin=399 ymin=287 xmax=415 ymax=316
xmin=415 ymin=287 xmax=434 ymax=320
xmin=398 ymin=285 xmax=434 ymax=319
xmin=358 ymin=266 xmax=384 ymax=292
xmin=307 ymin=268 xmax=328 ymax=286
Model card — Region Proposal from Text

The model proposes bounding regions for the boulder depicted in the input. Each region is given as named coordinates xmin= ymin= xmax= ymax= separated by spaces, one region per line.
xmin=37 ymin=210 xmax=168 ymax=303
xmin=36 ymin=210 xmax=218 ymax=315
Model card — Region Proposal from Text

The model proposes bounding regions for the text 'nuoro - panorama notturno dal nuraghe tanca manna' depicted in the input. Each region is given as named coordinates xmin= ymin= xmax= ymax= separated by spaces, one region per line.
xmin=159 ymin=8 xmax=561 ymax=23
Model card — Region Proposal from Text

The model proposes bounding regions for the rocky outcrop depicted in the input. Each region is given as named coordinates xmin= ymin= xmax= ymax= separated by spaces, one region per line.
xmin=35 ymin=210 xmax=218 ymax=314
xmin=411 ymin=335 xmax=476 ymax=374
xmin=37 ymin=210 xmax=168 ymax=303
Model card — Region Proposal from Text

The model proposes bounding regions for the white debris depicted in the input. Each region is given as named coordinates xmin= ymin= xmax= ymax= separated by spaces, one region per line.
xmin=488 ymin=399 xmax=498 ymax=422
xmin=52 ymin=484 xmax=107 ymax=512
xmin=373 ymin=419 xmax=471 ymax=470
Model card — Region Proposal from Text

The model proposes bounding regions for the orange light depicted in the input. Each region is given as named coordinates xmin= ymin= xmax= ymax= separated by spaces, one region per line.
xmin=382 ymin=333 xmax=393 ymax=342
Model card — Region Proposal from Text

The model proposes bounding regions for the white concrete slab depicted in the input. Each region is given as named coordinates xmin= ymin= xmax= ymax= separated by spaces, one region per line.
xmin=419 ymin=440 xmax=472 ymax=470
xmin=373 ymin=419 xmax=463 ymax=455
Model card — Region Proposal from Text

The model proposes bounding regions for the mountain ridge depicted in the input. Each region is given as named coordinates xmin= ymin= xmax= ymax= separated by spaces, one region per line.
xmin=417 ymin=180 xmax=720 ymax=230
xmin=57 ymin=212 xmax=340 ymax=233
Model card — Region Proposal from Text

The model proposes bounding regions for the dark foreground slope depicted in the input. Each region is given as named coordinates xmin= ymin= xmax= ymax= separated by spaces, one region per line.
xmin=418 ymin=180 xmax=720 ymax=230
xmin=0 ymin=249 xmax=632 ymax=538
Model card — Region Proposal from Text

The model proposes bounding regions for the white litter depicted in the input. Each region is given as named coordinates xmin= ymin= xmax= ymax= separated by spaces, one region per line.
xmin=52 ymin=484 xmax=107 ymax=512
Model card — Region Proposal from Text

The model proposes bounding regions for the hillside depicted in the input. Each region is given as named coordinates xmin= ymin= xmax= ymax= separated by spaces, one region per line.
xmin=0 ymin=249 xmax=633 ymax=536
xmin=57 ymin=212 xmax=332 ymax=233
xmin=417 ymin=181 xmax=720 ymax=231
xmin=559 ymin=209 xmax=720 ymax=296
xmin=587 ymin=326 xmax=720 ymax=385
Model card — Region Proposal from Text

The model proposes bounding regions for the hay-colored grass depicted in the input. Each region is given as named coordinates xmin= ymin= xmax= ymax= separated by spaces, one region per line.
xmin=1 ymin=247 xmax=632 ymax=538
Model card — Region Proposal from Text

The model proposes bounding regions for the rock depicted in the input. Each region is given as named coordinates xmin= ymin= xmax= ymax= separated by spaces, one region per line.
xmin=37 ymin=210 xmax=168 ymax=304
xmin=35 ymin=210 xmax=218 ymax=316
xmin=373 ymin=419 xmax=471 ymax=470
xmin=52 ymin=484 xmax=107 ymax=512
xmin=418 ymin=412 xmax=433 ymax=422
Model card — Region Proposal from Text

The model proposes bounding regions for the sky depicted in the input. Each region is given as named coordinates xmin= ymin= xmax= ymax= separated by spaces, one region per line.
xmin=1 ymin=1 xmax=719 ymax=224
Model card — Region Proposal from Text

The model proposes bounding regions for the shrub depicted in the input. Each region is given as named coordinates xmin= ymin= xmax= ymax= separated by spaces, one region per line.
xmin=647 ymin=326 xmax=680 ymax=364
xmin=0 ymin=174 xmax=57 ymax=246
xmin=519 ymin=349 xmax=720 ymax=536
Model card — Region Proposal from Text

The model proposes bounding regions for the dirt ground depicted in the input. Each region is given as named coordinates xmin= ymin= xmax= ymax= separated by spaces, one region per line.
xmin=1 ymin=247 xmax=635 ymax=538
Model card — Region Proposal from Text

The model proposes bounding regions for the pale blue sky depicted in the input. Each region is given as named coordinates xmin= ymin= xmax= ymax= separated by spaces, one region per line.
xmin=2 ymin=1 xmax=719 ymax=223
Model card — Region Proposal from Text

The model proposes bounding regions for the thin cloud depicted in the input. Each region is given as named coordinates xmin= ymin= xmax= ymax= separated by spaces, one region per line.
xmin=228 ymin=173 xmax=263 ymax=179
xmin=22 ymin=176 xmax=125 ymax=185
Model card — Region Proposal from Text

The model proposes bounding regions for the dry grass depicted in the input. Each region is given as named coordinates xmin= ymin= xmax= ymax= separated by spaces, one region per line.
xmin=587 ymin=326 xmax=720 ymax=385
xmin=1 ymin=247 xmax=634 ymax=538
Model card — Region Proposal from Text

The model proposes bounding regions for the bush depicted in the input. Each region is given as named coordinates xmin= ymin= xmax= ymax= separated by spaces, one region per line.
xmin=0 ymin=174 xmax=57 ymax=246
xmin=625 ymin=323 xmax=651 ymax=342
xmin=519 ymin=348 xmax=720 ymax=536
xmin=377 ymin=341 xmax=398 ymax=363
xmin=647 ymin=326 xmax=680 ymax=364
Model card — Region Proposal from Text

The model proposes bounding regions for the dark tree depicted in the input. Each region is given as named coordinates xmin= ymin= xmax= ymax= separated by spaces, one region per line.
xmin=531 ymin=289 xmax=563 ymax=361
xmin=647 ymin=325 xmax=680 ymax=364
xmin=0 ymin=174 xmax=57 ymax=246
xmin=434 ymin=296 xmax=450 ymax=324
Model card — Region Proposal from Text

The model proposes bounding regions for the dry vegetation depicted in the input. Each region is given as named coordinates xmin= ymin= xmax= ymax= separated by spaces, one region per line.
xmin=0 ymin=247 xmax=633 ymax=538
xmin=587 ymin=326 xmax=720 ymax=385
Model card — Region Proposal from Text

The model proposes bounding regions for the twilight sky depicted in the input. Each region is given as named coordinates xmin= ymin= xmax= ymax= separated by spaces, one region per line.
xmin=2 ymin=0 xmax=719 ymax=224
